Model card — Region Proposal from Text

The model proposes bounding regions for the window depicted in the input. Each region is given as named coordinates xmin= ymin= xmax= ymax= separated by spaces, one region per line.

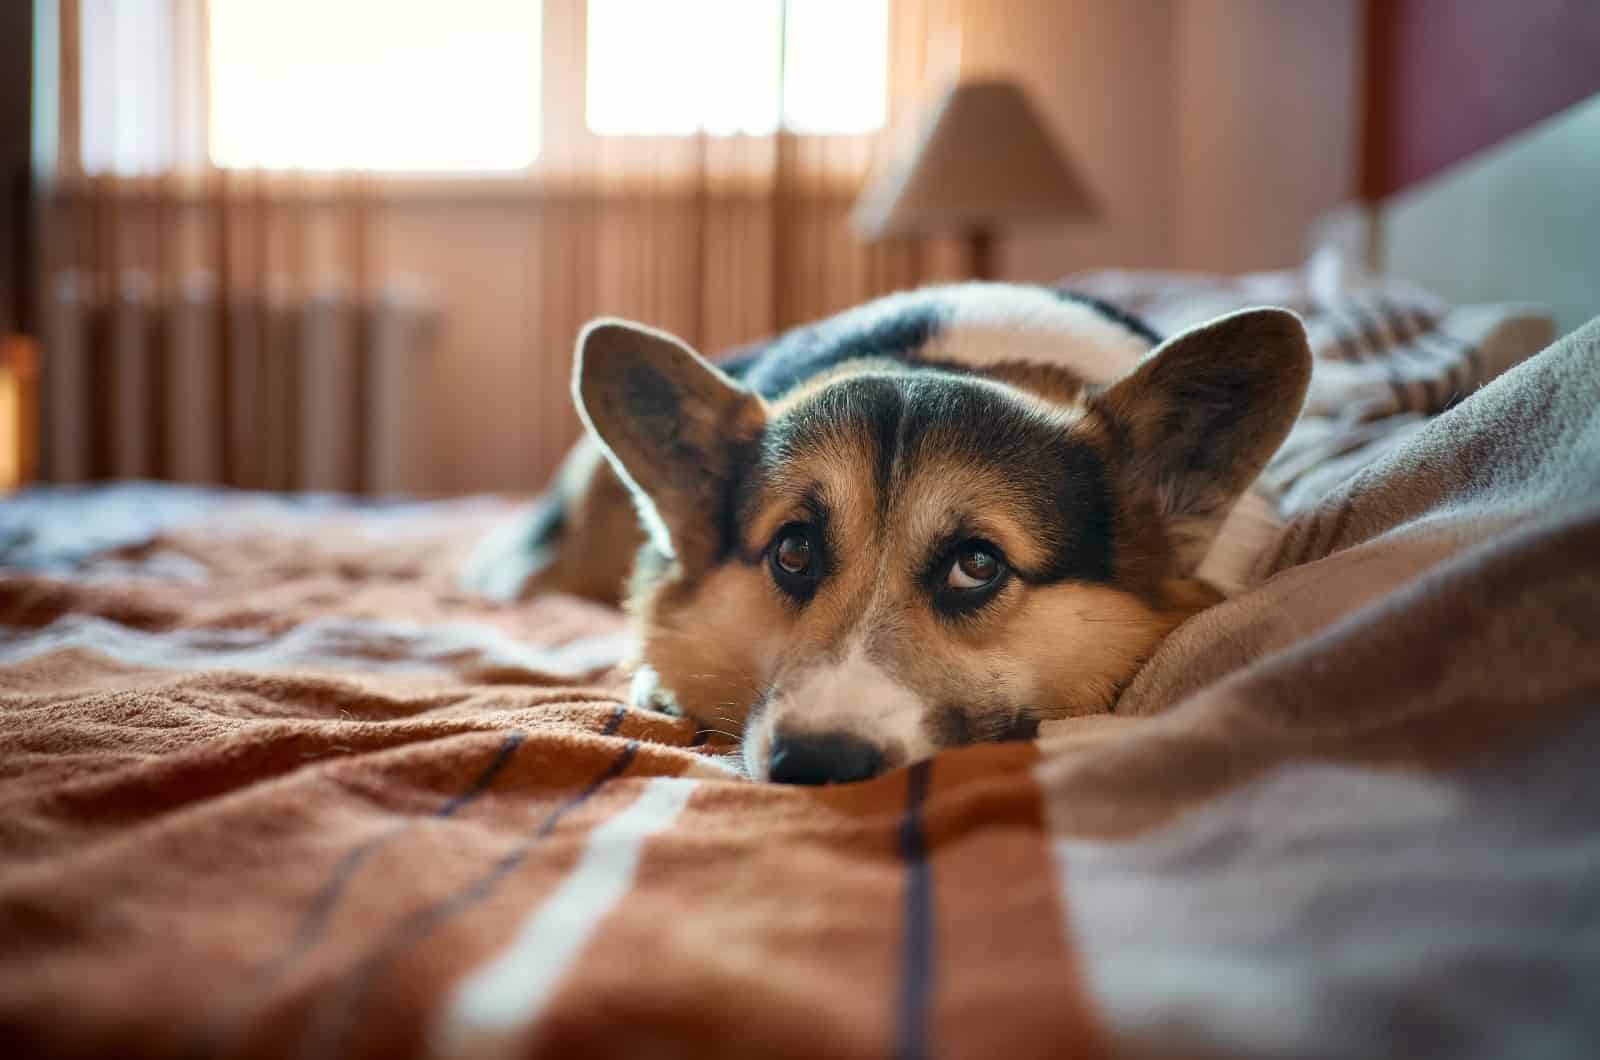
xmin=75 ymin=0 xmax=889 ymax=177
xmin=585 ymin=0 xmax=889 ymax=136
xmin=207 ymin=0 xmax=541 ymax=171
xmin=78 ymin=0 xmax=176 ymax=175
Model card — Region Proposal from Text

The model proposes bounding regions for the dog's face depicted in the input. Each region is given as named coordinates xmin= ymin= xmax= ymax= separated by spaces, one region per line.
xmin=574 ymin=309 xmax=1311 ymax=783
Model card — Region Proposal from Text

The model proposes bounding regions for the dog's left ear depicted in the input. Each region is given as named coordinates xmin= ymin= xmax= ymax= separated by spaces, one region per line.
xmin=573 ymin=318 xmax=765 ymax=562
xmin=1089 ymin=307 xmax=1311 ymax=573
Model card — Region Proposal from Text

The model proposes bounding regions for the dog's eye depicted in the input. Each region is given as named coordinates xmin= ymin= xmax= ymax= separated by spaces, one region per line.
xmin=768 ymin=523 xmax=823 ymax=601
xmin=946 ymin=546 xmax=1001 ymax=589
xmin=930 ymin=539 xmax=1009 ymax=617
xmin=774 ymin=533 xmax=813 ymax=575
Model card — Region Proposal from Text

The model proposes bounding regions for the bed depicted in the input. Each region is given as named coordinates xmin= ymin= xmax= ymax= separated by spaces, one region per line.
xmin=5 ymin=84 xmax=1600 ymax=1060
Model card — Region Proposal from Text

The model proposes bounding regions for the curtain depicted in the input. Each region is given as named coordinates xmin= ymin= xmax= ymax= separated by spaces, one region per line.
xmin=35 ymin=0 xmax=966 ymax=494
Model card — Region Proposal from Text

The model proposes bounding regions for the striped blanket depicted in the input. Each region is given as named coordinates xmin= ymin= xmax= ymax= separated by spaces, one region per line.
xmin=3 ymin=271 xmax=1599 ymax=1059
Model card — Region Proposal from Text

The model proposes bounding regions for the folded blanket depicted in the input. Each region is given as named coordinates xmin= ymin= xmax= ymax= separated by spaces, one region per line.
xmin=2 ymin=314 xmax=1598 ymax=1060
xmin=1038 ymin=315 xmax=1600 ymax=1058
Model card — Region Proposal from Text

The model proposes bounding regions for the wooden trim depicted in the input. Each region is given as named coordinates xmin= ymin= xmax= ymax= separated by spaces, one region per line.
xmin=0 ymin=0 xmax=32 ymax=337
xmin=40 ymin=171 xmax=869 ymax=206
xmin=1356 ymin=0 xmax=1390 ymax=202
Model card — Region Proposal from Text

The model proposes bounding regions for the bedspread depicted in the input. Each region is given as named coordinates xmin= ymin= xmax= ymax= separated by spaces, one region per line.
xmin=2 ymin=312 xmax=1598 ymax=1059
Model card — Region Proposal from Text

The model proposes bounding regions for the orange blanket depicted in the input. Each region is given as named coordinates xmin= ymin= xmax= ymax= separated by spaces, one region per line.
xmin=0 ymin=492 xmax=1088 ymax=1059
xmin=4 ymin=310 xmax=1600 ymax=1060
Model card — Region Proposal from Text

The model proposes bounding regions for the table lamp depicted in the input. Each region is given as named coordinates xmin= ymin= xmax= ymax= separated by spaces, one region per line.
xmin=853 ymin=78 xmax=1096 ymax=280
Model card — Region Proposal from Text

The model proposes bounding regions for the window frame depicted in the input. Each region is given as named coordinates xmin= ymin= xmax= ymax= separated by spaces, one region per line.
xmin=48 ymin=0 xmax=896 ymax=198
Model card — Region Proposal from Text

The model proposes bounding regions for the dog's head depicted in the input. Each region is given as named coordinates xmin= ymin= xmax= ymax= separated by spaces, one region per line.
xmin=574 ymin=308 xmax=1311 ymax=783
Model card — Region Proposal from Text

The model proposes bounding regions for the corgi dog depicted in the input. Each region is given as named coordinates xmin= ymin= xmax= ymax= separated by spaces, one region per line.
xmin=464 ymin=284 xmax=1311 ymax=784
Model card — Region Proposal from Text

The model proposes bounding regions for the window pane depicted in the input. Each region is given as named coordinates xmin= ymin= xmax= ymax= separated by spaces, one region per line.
xmin=80 ymin=0 xmax=175 ymax=175
xmin=208 ymin=0 xmax=541 ymax=171
xmin=586 ymin=0 xmax=888 ymax=136
xmin=783 ymin=0 xmax=889 ymax=135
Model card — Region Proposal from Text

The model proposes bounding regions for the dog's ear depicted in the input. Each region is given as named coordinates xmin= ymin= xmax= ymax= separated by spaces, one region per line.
xmin=573 ymin=318 xmax=765 ymax=561
xmin=1089 ymin=307 xmax=1311 ymax=573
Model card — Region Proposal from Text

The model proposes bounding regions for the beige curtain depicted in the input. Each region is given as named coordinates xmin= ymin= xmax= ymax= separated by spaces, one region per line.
xmin=37 ymin=0 xmax=966 ymax=494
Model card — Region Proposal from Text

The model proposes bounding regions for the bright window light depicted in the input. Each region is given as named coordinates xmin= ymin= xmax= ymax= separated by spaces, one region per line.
xmin=586 ymin=0 xmax=888 ymax=137
xmin=781 ymin=0 xmax=890 ymax=134
xmin=79 ymin=0 xmax=175 ymax=175
xmin=208 ymin=0 xmax=541 ymax=171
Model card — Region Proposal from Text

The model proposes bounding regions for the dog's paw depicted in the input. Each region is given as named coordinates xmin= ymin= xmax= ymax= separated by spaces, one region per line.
xmin=629 ymin=664 xmax=682 ymax=716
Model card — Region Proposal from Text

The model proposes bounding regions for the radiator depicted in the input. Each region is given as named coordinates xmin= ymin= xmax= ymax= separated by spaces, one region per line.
xmin=40 ymin=270 xmax=438 ymax=493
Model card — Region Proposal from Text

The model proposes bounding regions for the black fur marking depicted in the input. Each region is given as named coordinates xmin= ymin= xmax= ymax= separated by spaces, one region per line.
xmin=928 ymin=704 xmax=970 ymax=747
xmin=1000 ymin=713 xmax=1041 ymax=742
xmin=760 ymin=372 xmax=1116 ymax=586
xmin=522 ymin=489 xmax=566 ymax=549
xmin=715 ymin=433 xmax=762 ymax=563
xmin=892 ymin=375 xmax=1115 ymax=585
xmin=1055 ymin=288 xmax=1163 ymax=345
xmin=735 ymin=301 xmax=948 ymax=398
xmin=1032 ymin=439 xmax=1115 ymax=585
xmin=859 ymin=377 xmax=907 ymax=506
xmin=927 ymin=703 xmax=1040 ymax=748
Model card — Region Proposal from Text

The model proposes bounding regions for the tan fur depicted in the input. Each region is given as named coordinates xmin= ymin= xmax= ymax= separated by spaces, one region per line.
xmin=539 ymin=304 xmax=1310 ymax=781
xmin=624 ymin=385 xmax=1230 ymax=775
xmin=529 ymin=438 xmax=643 ymax=606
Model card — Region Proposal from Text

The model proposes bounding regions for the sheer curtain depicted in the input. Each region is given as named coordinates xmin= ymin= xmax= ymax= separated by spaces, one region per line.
xmin=37 ymin=0 xmax=965 ymax=493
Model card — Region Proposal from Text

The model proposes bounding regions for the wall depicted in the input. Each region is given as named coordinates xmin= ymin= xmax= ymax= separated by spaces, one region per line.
xmin=1362 ymin=0 xmax=1600 ymax=197
xmin=958 ymin=0 xmax=1179 ymax=282
xmin=1172 ymin=0 xmax=1362 ymax=273
xmin=971 ymin=0 xmax=1362 ymax=282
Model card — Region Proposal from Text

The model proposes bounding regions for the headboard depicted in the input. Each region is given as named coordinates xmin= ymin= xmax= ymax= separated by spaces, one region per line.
xmin=1372 ymin=95 xmax=1600 ymax=338
xmin=1344 ymin=1 xmax=1600 ymax=337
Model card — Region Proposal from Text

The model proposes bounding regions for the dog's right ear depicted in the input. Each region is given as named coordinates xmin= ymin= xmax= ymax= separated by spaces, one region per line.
xmin=1087 ymin=307 xmax=1311 ymax=574
xmin=573 ymin=319 xmax=765 ymax=562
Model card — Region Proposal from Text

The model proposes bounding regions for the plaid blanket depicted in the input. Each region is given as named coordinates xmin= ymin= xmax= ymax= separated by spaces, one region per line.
xmin=3 ymin=272 xmax=1597 ymax=1059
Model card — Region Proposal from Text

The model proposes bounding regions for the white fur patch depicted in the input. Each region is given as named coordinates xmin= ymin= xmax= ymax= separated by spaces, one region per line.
xmin=628 ymin=663 xmax=681 ymax=716
xmin=746 ymin=638 xmax=932 ymax=777
xmin=918 ymin=283 xmax=1153 ymax=383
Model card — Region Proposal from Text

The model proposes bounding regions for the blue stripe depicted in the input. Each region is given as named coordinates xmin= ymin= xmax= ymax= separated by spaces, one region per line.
xmin=895 ymin=760 xmax=935 ymax=1060
xmin=189 ymin=731 xmax=527 ymax=1059
xmin=299 ymin=740 xmax=641 ymax=1059
xmin=285 ymin=732 xmax=526 ymax=968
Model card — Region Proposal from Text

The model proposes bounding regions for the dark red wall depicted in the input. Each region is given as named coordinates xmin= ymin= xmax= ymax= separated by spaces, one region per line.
xmin=1361 ymin=0 xmax=1600 ymax=198
xmin=1 ymin=0 xmax=32 ymax=336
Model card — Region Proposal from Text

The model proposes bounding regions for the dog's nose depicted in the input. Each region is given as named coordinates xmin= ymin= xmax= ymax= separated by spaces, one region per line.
xmin=767 ymin=731 xmax=885 ymax=785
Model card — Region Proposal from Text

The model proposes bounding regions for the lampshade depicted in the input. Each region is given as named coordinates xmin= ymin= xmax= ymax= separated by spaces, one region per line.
xmin=853 ymin=78 xmax=1096 ymax=239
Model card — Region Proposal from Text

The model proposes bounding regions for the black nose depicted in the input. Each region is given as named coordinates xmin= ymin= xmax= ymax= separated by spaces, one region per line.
xmin=767 ymin=731 xmax=885 ymax=785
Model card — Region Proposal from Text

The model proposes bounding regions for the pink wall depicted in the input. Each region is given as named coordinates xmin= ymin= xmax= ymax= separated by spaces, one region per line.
xmin=1173 ymin=0 xmax=1362 ymax=272
xmin=958 ymin=0 xmax=1179 ymax=281
xmin=969 ymin=0 xmax=1365 ymax=280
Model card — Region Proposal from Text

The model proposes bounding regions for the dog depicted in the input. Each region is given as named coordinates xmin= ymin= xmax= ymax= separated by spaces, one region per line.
xmin=463 ymin=283 xmax=1312 ymax=784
